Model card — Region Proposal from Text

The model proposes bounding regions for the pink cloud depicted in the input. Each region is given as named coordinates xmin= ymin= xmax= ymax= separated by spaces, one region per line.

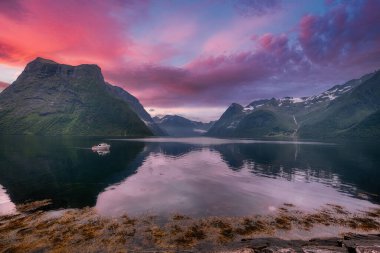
xmin=0 ymin=0 xmax=25 ymax=20
xmin=201 ymin=14 xmax=282 ymax=55
xmin=0 ymin=0 xmax=150 ymax=67
xmin=298 ymin=0 xmax=380 ymax=66
xmin=106 ymin=33 xmax=310 ymax=107
xmin=0 ymin=81 xmax=9 ymax=91
xmin=124 ymin=18 xmax=198 ymax=65
xmin=107 ymin=0 xmax=380 ymax=108
xmin=158 ymin=17 xmax=198 ymax=44
xmin=125 ymin=42 xmax=179 ymax=64
xmin=0 ymin=0 xmax=379 ymax=111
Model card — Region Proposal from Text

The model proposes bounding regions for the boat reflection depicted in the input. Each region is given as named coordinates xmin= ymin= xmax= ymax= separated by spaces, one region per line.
xmin=0 ymin=137 xmax=379 ymax=217
xmin=95 ymin=145 xmax=378 ymax=217
xmin=94 ymin=150 xmax=110 ymax=156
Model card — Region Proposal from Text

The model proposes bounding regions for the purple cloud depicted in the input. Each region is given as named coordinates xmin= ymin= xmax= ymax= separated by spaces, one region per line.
xmin=299 ymin=0 xmax=380 ymax=67
xmin=0 ymin=0 xmax=379 ymax=114
xmin=0 ymin=0 xmax=26 ymax=20
xmin=106 ymin=0 xmax=380 ymax=108
xmin=233 ymin=0 xmax=282 ymax=17
xmin=106 ymin=33 xmax=310 ymax=107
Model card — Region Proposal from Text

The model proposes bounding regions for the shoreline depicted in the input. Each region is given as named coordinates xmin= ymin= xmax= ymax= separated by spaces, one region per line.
xmin=0 ymin=200 xmax=380 ymax=252
xmin=227 ymin=233 xmax=380 ymax=253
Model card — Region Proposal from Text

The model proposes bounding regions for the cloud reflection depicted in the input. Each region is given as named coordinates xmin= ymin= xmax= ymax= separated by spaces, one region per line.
xmin=0 ymin=184 xmax=16 ymax=215
xmin=95 ymin=146 xmax=376 ymax=217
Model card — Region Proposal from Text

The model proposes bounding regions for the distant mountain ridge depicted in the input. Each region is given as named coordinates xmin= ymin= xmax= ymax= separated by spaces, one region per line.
xmin=207 ymin=70 xmax=380 ymax=139
xmin=153 ymin=115 xmax=214 ymax=136
xmin=0 ymin=57 xmax=162 ymax=136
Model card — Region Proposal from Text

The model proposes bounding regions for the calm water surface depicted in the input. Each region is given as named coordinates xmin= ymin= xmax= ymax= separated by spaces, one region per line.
xmin=0 ymin=136 xmax=379 ymax=217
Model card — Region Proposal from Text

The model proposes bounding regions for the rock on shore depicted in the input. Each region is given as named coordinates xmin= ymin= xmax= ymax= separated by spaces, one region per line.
xmin=230 ymin=234 xmax=380 ymax=253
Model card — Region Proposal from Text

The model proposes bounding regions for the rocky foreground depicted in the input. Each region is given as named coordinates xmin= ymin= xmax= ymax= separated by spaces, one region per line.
xmin=229 ymin=234 xmax=380 ymax=253
xmin=0 ymin=200 xmax=380 ymax=252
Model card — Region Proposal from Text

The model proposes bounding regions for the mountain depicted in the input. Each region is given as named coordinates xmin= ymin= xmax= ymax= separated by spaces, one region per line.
xmin=339 ymin=109 xmax=380 ymax=138
xmin=0 ymin=57 xmax=155 ymax=136
xmin=298 ymin=71 xmax=380 ymax=138
xmin=207 ymin=101 xmax=297 ymax=138
xmin=153 ymin=115 xmax=214 ymax=136
xmin=104 ymin=83 xmax=166 ymax=136
xmin=207 ymin=70 xmax=380 ymax=139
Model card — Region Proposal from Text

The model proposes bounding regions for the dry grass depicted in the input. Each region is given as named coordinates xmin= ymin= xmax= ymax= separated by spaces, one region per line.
xmin=0 ymin=200 xmax=379 ymax=252
xmin=347 ymin=216 xmax=380 ymax=231
xmin=274 ymin=215 xmax=293 ymax=230
xmin=365 ymin=208 xmax=380 ymax=218
xmin=235 ymin=217 xmax=272 ymax=236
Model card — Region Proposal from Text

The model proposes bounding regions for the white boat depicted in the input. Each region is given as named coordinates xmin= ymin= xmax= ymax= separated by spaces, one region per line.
xmin=92 ymin=143 xmax=110 ymax=151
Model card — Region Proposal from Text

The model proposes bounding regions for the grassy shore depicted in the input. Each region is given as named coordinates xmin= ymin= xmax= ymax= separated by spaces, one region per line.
xmin=0 ymin=200 xmax=379 ymax=252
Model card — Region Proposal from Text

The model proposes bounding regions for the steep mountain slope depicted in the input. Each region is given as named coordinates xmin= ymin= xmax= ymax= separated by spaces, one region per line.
xmin=298 ymin=71 xmax=380 ymax=138
xmin=207 ymin=101 xmax=297 ymax=137
xmin=205 ymin=103 xmax=245 ymax=136
xmin=105 ymin=83 xmax=166 ymax=136
xmin=340 ymin=110 xmax=380 ymax=138
xmin=153 ymin=115 xmax=214 ymax=136
xmin=0 ymin=58 xmax=153 ymax=136
xmin=207 ymin=70 xmax=380 ymax=139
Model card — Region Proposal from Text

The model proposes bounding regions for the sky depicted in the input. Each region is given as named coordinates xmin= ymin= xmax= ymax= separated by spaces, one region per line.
xmin=0 ymin=0 xmax=379 ymax=121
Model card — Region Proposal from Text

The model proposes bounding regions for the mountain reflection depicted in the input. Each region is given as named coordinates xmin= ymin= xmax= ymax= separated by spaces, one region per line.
xmin=0 ymin=136 xmax=145 ymax=209
xmin=95 ymin=138 xmax=379 ymax=217
xmin=0 ymin=137 xmax=379 ymax=217
xmin=213 ymin=142 xmax=380 ymax=202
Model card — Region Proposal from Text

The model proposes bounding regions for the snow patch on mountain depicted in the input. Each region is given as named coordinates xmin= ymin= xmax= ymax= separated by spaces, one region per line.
xmin=238 ymin=79 xmax=357 ymax=115
xmin=288 ymin=97 xmax=305 ymax=103
xmin=243 ymin=106 xmax=254 ymax=112
xmin=193 ymin=128 xmax=207 ymax=133
xmin=243 ymin=104 xmax=263 ymax=112
xmin=306 ymin=84 xmax=353 ymax=104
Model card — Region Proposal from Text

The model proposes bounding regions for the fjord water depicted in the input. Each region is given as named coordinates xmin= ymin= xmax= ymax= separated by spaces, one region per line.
xmin=0 ymin=136 xmax=379 ymax=217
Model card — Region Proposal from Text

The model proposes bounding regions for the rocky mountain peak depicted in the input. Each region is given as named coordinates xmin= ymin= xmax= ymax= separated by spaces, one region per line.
xmin=229 ymin=103 xmax=243 ymax=109
xmin=20 ymin=57 xmax=103 ymax=83
xmin=32 ymin=57 xmax=57 ymax=64
xmin=226 ymin=103 xmax=244 ymax=114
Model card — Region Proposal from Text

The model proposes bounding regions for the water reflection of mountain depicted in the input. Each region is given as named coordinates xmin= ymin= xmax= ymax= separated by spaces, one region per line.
xmin=0 ymin=137 xmax=379 ymax=212
xmin=121 ymin=139 xmax=380 ymax=205
xmin=0 ymin=136 xmax=146 ymax=209
xmin=144 ymin=141 xmax=380 ymax=203
xmin=95 ymin=140 xmax=379 ymax=217
xmin=142 ymin=142 xmax=199 ymax=157
xmin=117 ymin=140 xmax=380 ymax=205
xmin=212 ymin=142 xmax=380 ymax=203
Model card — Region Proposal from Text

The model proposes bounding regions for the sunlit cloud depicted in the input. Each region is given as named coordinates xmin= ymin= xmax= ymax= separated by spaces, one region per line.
xmin=0 ymin=0 xmax=379 ymax=120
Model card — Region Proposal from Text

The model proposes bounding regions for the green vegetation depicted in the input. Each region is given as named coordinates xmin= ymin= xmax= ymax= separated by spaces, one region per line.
xmin=0 ymin=58 xmax=152 ymax=136
xmin=298 ymin=72 xmax=380 ymax=138
xmin=340 ymin=110 xmax=380 ymax=138
xmin=208 ymin=71 xmax=380 ymax=140
xmin=235 ymin=110 xmax=295 ymax=137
